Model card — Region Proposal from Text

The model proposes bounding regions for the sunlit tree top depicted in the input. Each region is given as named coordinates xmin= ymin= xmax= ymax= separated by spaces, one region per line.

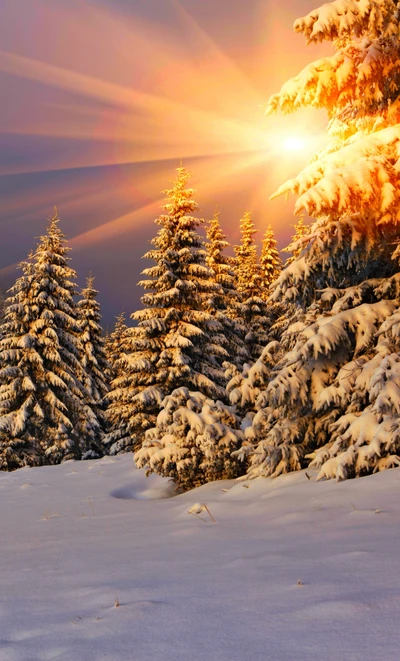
xmin=266 ymin=0 xmax=400 ymax=233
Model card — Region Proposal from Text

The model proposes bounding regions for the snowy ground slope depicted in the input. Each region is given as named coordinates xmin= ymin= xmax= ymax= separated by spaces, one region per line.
xmin=1 ymin=456 xmax=400 ymax=661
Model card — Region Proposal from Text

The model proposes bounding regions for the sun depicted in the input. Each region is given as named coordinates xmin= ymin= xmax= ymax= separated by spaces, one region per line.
xmin=282 ymin=136 xmax=308 ymax=152
xmin=0 ymin=0 xmax=327 ymax=250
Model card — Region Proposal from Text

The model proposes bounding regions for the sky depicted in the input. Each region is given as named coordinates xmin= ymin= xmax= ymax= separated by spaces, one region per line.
xmin=0 ymin=0 xmax=330 ymax=326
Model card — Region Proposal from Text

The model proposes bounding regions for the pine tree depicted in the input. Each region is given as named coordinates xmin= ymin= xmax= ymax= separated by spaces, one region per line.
xmin=243 ymin=0 xmax=400 ymax=481
xmin=106 ymin=166 xmax=229 ymax=456
xmin=260 ymin=225 xmax=282 ymax=291
xmin=0 ymin=210 xmax=101 ymax=470
xmin=77 ymin=275 xmax=109 ymax=443
xmin=234 ymin=212 xmax=259 ymax=293
xmin=233 ymin=212 xmax=270 ymax=361
xmin=105 ymin=311 xmax=128 ymax=381
xmin=105 ymin=326 xmax=156 ymax=456
xmin=205 ymin=210 xmax=235 ymax=308
xmin=205 ymin=210 xmax=247 ymax=367
xmin=267 ymin=217 xmax=310 ymax=340
xmin=284 ymin=216 xmax=309 ymax=265
xmin=135 ymin=387 xmax=244 ymax=492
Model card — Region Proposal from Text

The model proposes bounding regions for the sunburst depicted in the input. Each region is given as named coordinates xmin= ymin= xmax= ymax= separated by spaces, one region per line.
xmin=0 ymin=0 xmax=329 ymax=265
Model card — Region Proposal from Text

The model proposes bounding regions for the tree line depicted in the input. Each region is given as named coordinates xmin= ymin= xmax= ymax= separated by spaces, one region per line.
xmin=0 ymin=176 xmax=292 ymax=482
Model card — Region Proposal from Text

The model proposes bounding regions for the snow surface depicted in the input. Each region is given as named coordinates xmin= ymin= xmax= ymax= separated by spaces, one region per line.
xmin=1 ymin=455 xmax=400 ymax=660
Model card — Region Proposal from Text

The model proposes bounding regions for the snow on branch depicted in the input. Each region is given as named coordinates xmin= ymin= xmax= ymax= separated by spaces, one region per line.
xmin=271 ymin=126 xmax=400 ymax=221
xmin=294 ymin=0 xmax=398 ymax=44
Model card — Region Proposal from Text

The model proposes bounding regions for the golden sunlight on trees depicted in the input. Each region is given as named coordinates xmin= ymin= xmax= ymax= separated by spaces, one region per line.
xmin=240 ymin=0 xmax=400 ymax=482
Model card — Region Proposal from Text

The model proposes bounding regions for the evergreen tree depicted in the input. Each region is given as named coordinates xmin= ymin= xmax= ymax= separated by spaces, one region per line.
xmin=234 ymin=212 xmax=259 ymax=293
xmin=135 ymin=387 xmax=244 ymax=492
xmin=77 ymin=275 xmax=109 ymax=442
xmin=106 ymin=166 xmax=229 ymax=456
xmin=205 ymin=210 xmax=235 ymax=308
xmin=226 ymin=341 xmax=280 ymax=421
xmin=284 ymin=216 xmax=309 ymax=265
xmin=260 ymin=225 xmax=282 ymax=291
xmin=105 ymin=311 xmax=128 ymax=381
xmin=243 ymin=0 xmax=400 ymax=481
xmin=233 ymin=212 xmax=270 ymax=361
xmin=0 ymin=210 xmax=101 ymax=470
xmin=267 ymin=217 xmax=311 ymax=340
xmin=105 ymin=326 xmax=155 ymax=456
xmin=205 ymin=210 xmax=247 ymax=367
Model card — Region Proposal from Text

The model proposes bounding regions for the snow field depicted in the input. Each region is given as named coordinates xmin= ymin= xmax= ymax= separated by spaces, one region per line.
xmin=1 ymin=455 xmax=400 ymax=660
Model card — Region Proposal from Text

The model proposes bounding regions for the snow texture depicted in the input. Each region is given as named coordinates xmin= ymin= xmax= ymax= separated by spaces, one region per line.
xmin=1 ymin=455 xmax=400 ymax=660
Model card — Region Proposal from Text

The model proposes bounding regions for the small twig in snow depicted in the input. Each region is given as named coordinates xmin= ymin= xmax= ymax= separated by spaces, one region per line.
xmin=204 ymin=505 xmax=216 ymax=523
xmin=204 ymin=505 xmax=217 ymax=523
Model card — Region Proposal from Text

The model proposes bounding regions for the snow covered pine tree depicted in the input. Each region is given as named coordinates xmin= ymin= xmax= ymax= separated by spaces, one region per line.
xmin=260 ymin=225 xmax=282 ymax=292
xmin=106 ymin=166 xmax=229 ymax=456
xmin=105 ymin=311 xmax=129 ymax=382
xmin=135 ymin=387 xmax=244 ymax=492
xmin=242 ymin=0 xmax=400 ymax=481
xmin=77 ymin=275 xmax=110 ymax=445
xmin=205 ymin=210 xmax=248 ymax=368
xmin=0 ymin=210 xmax=103 ymax=470
xmin=283 ymin=216 xmax=310 ymax=266
xmin=234 ymin=212 xmax=271 ymax=361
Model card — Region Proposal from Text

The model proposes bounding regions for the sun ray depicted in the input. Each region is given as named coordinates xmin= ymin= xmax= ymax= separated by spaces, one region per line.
xmin=70 ymin=200 xmax=162 ymax=250
xmin=172 ymin=1 xmax=264 ymax=108
xmin=0 ymin=0 xmax=330 ymax=271
xmin=0 ymin=48 xmax=277 ymax=168
xmin=0 ymin=50 xmax=175 ymax=113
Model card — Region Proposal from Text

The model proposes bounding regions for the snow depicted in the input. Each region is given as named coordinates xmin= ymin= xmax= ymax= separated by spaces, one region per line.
xmin=1 ymin=454 xmax=400 ymax=660
xmin=294 ymin=0 xmax=397 ymax=43
xmin=270 ymin=126 xmax=400 ymax=219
